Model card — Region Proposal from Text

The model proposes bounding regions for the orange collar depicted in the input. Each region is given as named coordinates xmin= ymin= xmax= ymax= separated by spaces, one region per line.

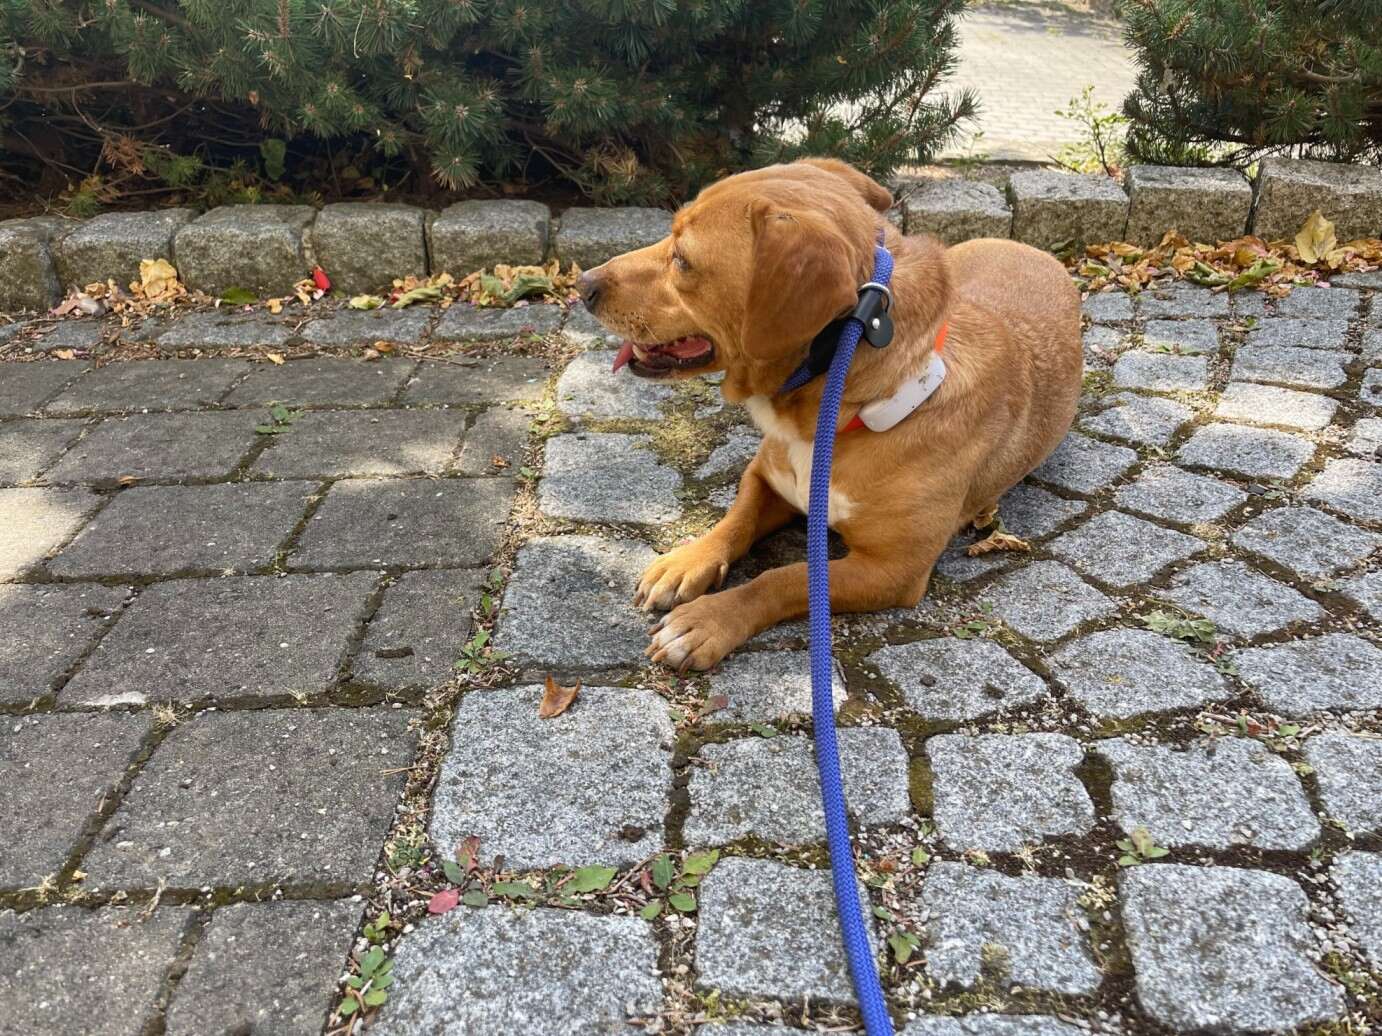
xmin=839 ymin=321 xmax=948 ymax=435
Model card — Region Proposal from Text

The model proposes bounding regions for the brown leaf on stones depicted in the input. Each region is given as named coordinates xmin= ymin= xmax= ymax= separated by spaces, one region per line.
xmin=538 ymin=674 xmax=581 ymax=718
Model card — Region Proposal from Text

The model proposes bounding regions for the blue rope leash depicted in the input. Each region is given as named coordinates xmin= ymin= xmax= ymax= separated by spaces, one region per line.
xmin=803 ymin=240 xmax=894 ymax=1036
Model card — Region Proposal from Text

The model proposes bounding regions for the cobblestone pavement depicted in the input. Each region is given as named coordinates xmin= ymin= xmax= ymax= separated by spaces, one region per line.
xmin=2 ymin=275 xmax=1381 ymax=1036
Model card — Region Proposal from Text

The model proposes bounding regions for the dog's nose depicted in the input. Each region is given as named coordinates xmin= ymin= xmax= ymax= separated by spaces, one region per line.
xmin=577 ymin=271 xmax=603 ymax=312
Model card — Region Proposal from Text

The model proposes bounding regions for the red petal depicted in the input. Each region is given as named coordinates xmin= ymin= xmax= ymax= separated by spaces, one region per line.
xmin=427 ymin=888 xmax=460 ymax=914
xmin=312 ymin=267 xmax=331 ymax=292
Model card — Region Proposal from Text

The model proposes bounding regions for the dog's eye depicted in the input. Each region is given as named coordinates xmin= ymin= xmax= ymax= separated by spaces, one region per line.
xmin=672 ymin=249 xmax=691 ymax=272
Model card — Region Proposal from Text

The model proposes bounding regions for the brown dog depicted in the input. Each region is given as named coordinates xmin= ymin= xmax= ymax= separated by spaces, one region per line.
xmin=578 ymin=158 xmax=1082 ymax=671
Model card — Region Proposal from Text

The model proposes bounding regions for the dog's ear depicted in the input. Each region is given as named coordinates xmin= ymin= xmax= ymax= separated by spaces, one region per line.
xmin=741 ymin=203 xmax=861 ymax=362
xmin=797 ymin=158 xmax=894 ymax=213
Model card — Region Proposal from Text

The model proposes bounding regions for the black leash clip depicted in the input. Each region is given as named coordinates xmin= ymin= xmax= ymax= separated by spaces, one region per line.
xmin=852 ymin=281 xmax=893 ymax=348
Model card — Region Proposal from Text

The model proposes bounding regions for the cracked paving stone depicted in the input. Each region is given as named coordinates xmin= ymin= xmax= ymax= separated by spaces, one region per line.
xmin=1099 ymin=737 xmax=1318 ymax=850
xmin=165 ymin=900 xmax=361 ymax=1036
xmin=1214 ymin=382 xmax=1338 ymax=431
xmin=921 ymin=862 xmax=1099 ymax=995
xmin=927 ymin=733 xmax=1094 ymax=851
xmin=371 ymin=906 xmax=661 ymax=1036
xmin=695 ymin=427 xmax=761 ymax=479
xmin=1165 ymin=560 xmax=1322 ymax=638
xmin=1029 ymin=432 xmax=1136 ymax=495
xmin=869 ymin=637 xmax=1047 ymax=722
xmin=1113 ymin=463 xmax=1247 ymax=523
xmin=1 ymin=712 xmax=149 ymax=887
xmin=1332 ymin=852 xmax=1382 ymax=969
xmin=431 ymin=685 xmax=672 ymax=867
xmin=433 ymin=302 xmax=564 ymax=343
xmin=1230 ymin=344 xmax=1349 ymax=390
xmin=555 ymin=351 xmax=675 ymax=419
xmin=1142 ymin=318 xmax=1219 ymax=354
xmin=1080 ymin=391 xmax=1193 ymax=447
xmin=251 ymin=409 xmax=467 ymax=478
xmin=1082 ymin=292 xmax=1133 ymax=321
xmin=1303 ymin=733 xmax=1382 ymax=834
xmin=1306 ymin=457 xmax=1382 ymax=523
xmin=61 ymin=572 xmax=374 ymax=706
xmin=82 ymin=706 xmax=415 ymax=888
xmin=1139 ymin=283 xmax=1229 ymax=319
xmin=540 ymin=432 xmax=682 ymax=523
xmin=704 ymin=648 xmax=845 ymax=724
xmin=1119 ymin=864 xmax=1343 ymax=1033
xmin=496 ymin=535 xmax=656 ymax=668
xmin=223 ymin=357 xmax=415 ymax=408
xmin=1000 ymin=482 xmax=1087 ymax=539
xmin=153 ymin=311 xmax=294 ymax=351
xmin=1347 ymin=417 xmax=1382 ymax=457
xmin=977 ymin=561 xmax=1117 ymax=642
xmin=899 ymin=1020 xmax=1087 ymax=1036
xmin=299 ymin=307 xmax=432 ymax=346
xmin=353 ymin=569 xmax=485 ymax=691
xmin=0 ymin=418 xmax=84 ymax=482
xmin=0 ymin=906 xmax=189 ymax=1036
xmin=42 ymin=411 xmax=261 ymax=482
xmin=1176 ymin=423 xmax=1314 ymax=480
xmin=401 ymin=355 xmax=552 ymax=406
xmin=1235 ymin=634 xmax=1382 ymax=714
xmin=1232 ymin=506 xmax=1380 ymax=580
xmin=0 ymin=582 xmax=125 ymax=704
xmin=696 ymin=857 xmax=877 ymax=1002
xmin=292 ymin=477 xmax=514 ymax=570
xmin=1364 ymin=368 xmax=1382 ymax=407
xmin=1113 ymin=350 xmax=1209 ymax=392
xmin=46 ymin=481 xmax=316 ymax=579
xmin=0 ymin=486 xmax=101 ymax=579
xmin=43 ymin=359 xmax=247 ymax=415
xmin=1050 ymin=628 xmax=1231 ymax=721
xmin=685 ymin=728 xmax=910 ymax=846
xmin=1341 ymin=568 xmax=1382 ymax=621
xmin=1274 ymin=288 xmax=1360 ymax=319
xmin=456 ymin=405 xmax=531 ymax=476
xmin=1049 ymin=509 xmax=1204 ymax=588
xmin=0 ymin=361 xmax=84 ymax=416
xmin=1246 ymin=316 xmax=1352 ymax=349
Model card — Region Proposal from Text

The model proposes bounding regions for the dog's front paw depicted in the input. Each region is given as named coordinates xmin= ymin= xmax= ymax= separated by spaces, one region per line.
xmin=646 ymin=596 xmax=745 ymax=673
xmin=634 ymin=540 xmax=729 ymax=612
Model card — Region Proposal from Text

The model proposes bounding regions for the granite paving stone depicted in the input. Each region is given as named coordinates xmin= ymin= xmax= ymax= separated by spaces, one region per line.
xmin=555 ymin=207 xmax=673 ymax=269
xmin=173 ymin=205 xmax=314 ymax=296
xmin=999 ymin=482 xmax=1087 ymax=538
xmin=869 ymin=637 xmax=1047 ymax=721
xmin=556 ymin=351 xmax=675 ymax=419
xmin=1233 ymin=506 xmax=1379 ymax=580
xmin=977 ymin=561 xmax=1118 ymax=642
xmin=431 ymin=685 xmax=672 ymax=867
xmin=1050 ymin=628 xmax=1231 ymax=720
xmin=42 ymin=411 xmax=261 ymax=482
xmin=165 ymin=900 xmax=362 ymax=1036
xmin=1006 ymin=169 xmax=1127 ymax=248
xmin=1164 ymin=560 xmax=1322 ymax=638
xmin=427 ymin=199 xmax=551 ymax=273
xmin=1236 ymin=634 xmax=1382 ymax=714
xmin=1080 ymin=391 xmax=1192 ymax=447
xmin=309 ymin=202 xmax=428 ymax=294
xmin=0 ymin=360 xmax=84 ymax=416
xmin=47 ymin=481 xmax=316 ymax=579
xmin=1029 ymin=432 xmax=1137 ymax=495
xmin=901 ymin=179 xmax=1012 ymax=243
xmin=1365 ymin=327 xmax=1382 ymax=362
xmin=152 ymin=310 xmax=294 ymax=351
xmin=1049 ymin=509 xmax=1204 ymax=588
xmin=898 ymin=1020 xmax=1088 ymax=1036
xmin=1246 ymin=316 xmax=1351 ymax=350
xmin=1306 ymin=458 xmax=1382 ymax=522
xmin=44 ymin=359 xmax=247 ymax=415
xmin=82 ymin=706 xmax=415 ymax=888
xmin=695 ymin=427 xmax=761 ymax=480
xmin=1099 ymin=737 xmax=1318 ymax=850
xmin=685 ymin=728 xmax=910 ymax=846
xmin=371 ymin=907 xmax=661 ymax=1036
xmin=1113 ymin=463 xmax=1247 ymax=523
xmin=61 ymin=572 xmax=374 ymax=706
xmin=292 ymin=477 xmax=514 ymax=570
xmin=1138 ymin=282 xmax=1230 ymax=319
xmin=29 ymin=320 xmax=104 ymax=353
xmin=1119 ymin=864 xmax=1343 ymax=1032
xmin=1230 ymin=344 xmax=1349 ymax=390
xmin=1346 ymin=417 xmax=1382 ymax=457
xmin=1214 ymin=381 xmax=1338 ymax=431
xmin=1363 ymin=367 xmax=1382 ymax=408
xmin=934 ymin=535 xmax=1018 ymax=583
xmin=456 ymin=405 xmax=531 ymax=475
xmin=1082 ymin=324 xmax=1123 ymax=368
xmin=921 ymin=862 xmax=1099 ymax=995
xmin=704 ymin=648 xmax=845 ymax=723
xmin=1341 ymin=568 xmax=1382 ymax=621
xmin=54 ymin=209 xmax=192 ymax=289
xmin=1124 ymin=164 xmax=1252 ymax=246
xmin=562 ymin=306 xmax=623 ymax=349
xmin=496 ymin=536 xmax=656 ymax=668
xmin=1142 ymin=318 xmax=1219 ymax=354
xmin=1303 ymin=733 xmax=1382 ymax=834
xmin=433 ymin=303 xmax=564 ymax=343
xmin=223 ymin=357 xmax=415 ymax=408
xmin=300 ymin=307 xmax=432 ymax=346
xmin=0 ymin=417 xmax=84 ymax=482
xmin=927 ymin=733 xmax=1094 ymax=851
xmin=1274 ymin=289 xmax=1360 ymax=320
xmin=1176 ymin=423 xmax=1314 ymax=480
xmin=402 ymin=354 xmax=552 ymax=405
xmin=251 ymin=409 xmax=466 ymax=478
xmin=540 ymin=432 xmax=681 ymax=523
xmin=0 ymin=582 xmax=125 ymax=704
xmin=1 ymin=712 xmax=150 ymax=886
xmin=0 ymin=218 xmax=62 ymax=311
xmin=353 ymin=568 xmax=485 ymax=691
xmin=1081 ymin=291 xmax=1134 ymax=322
xmin=695 ymin=857 xmax=876 ymax=1003
xmin=0 ymin=906 xmax=189 ymax=1036
xmin=1112 ymin=351 xmax=1209 ymax=392
xmin=0 ymin=486 xmax=101 ymax=579
xmin=1332 ymin=852 xmax=1382 ymax=969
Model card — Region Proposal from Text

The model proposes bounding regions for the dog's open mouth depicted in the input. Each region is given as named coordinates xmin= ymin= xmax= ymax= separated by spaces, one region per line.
xmin=611 ymin=335 xmax=716 ymax=378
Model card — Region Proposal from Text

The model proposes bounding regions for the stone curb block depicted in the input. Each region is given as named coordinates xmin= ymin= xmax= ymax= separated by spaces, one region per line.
xmin=310 ymin=202 xmax=428 ymax=294
xmin=1008 ymin=169 xmax=1128 ymax=249
xmin=174 ymin=205 xmax=315 ymax=297
xmin=53 ymin=209 xmax=193 ymax=291
xmin=1125 ymin=165 xmax=1253 ymax=246
xmin=554 ymin=207 xmax=672 ymax=270
xmin=898 ymin=179 xmax=1012 ymax=243
xmin=0 ymin=217 xmax=68 ymax=311
xmin=428 ymin=199 xmax=550 ymax=275
xmin=1253 ymin=157 xmax=1382 ymax=242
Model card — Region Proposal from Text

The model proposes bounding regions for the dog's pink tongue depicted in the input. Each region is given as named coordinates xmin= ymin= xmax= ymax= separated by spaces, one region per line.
xmin=612 ymin=341 xmax=637 ymax=373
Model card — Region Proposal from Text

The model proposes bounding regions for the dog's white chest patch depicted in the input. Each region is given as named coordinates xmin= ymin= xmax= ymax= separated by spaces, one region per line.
xmin=744 ymin=396 xmax=856 ymax=525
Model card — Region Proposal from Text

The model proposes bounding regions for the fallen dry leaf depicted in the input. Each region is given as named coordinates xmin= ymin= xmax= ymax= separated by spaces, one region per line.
xmin=538 ymin=674 xmax=581 ymax=718
xmin=135 ymin=258 xmax=183 ymax=303
xmin=266 ymin=352 xmax=286 ymax=365
xmin=427 ymin=888 xmax=460 ymax=914
xmin=266 ymin=298 xmax=284 ymax=314
xmin=1295 ymin=210 xmax=1337 ymax=266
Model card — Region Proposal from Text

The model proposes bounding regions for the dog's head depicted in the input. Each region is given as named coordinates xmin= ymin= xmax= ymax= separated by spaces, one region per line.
xmin=578 ymin=158 xmax=892 ymax=400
